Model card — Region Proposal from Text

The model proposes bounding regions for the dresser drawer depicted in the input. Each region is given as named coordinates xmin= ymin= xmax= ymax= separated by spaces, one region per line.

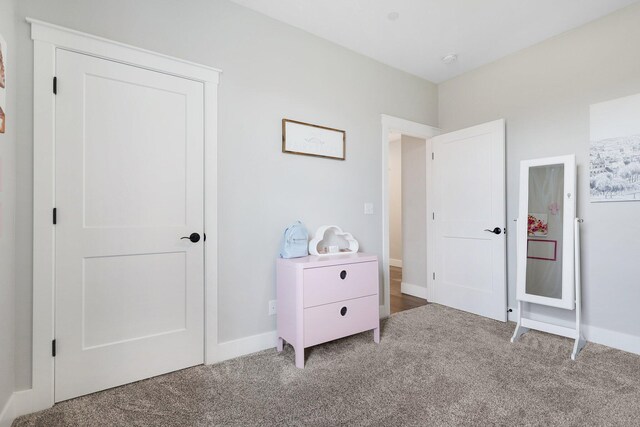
xmin=303 ymin=261 xmax=378 ymax=308
xmin=303 ymin=295 xmax=379 ymax=348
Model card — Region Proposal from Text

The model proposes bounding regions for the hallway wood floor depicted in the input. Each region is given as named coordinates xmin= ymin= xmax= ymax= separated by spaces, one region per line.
xmin=390 ymin=266 xmax=428 ymax=314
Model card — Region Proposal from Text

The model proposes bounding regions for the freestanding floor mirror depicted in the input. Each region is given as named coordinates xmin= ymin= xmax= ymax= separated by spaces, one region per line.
xmin=511 ymin=154 xmax=586 ymax=360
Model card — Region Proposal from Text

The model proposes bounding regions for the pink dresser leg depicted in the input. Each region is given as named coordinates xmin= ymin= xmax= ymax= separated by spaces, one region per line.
xmin=295 ymin=346 xmax=305 ymax=369
xmin=373 ymin=327 xmax=380 ymax=343
xmin=277 ymin=337 xmax=284 ymax=352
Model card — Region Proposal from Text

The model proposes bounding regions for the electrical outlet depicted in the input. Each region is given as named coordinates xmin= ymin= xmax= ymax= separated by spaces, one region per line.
xmin=364 ymin=203 xmax=374 ymax=215
xmin=268 ymin=300 xmax=277 ymax=316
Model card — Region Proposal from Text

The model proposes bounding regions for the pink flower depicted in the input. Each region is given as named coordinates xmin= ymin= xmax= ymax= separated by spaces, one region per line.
xmin=528 ymin=215 xmax=548 ymax=236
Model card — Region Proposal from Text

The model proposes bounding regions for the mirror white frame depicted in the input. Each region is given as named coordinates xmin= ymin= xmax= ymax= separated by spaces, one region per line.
xmin=516 ymin=154 xmax=576 ymax=310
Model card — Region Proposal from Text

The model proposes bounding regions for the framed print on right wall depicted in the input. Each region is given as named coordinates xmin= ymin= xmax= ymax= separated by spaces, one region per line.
xmin=590 ymin=93 xmax=640 ymax=202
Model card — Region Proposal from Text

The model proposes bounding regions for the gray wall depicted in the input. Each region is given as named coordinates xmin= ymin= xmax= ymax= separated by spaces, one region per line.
xmin=13 ymin=0 xmax=438 ymax=389
xmin=388 ymin=138 xmax=402 ymax=262
xmin=401 ymin=136 xmax=427 ymax=291
xmin=439 ymin=3 xmax=640 ymax=338
xmin=0 ymin=0 xmax=16 ymax=411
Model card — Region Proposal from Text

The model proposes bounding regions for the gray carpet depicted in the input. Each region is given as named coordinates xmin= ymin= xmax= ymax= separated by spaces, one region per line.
xmin=14 ymin=304 xmax=640 ymax=426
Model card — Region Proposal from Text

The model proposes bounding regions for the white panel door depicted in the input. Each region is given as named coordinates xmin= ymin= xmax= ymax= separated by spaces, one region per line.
xmin=54 ymin=49 xmax=205 ymax=401
xmin=432 ymin=120 xmax=506 ymax=321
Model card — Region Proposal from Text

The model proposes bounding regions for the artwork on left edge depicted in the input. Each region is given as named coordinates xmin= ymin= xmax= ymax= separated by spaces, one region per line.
xmin=527 ymin=213 xmax=548 ymax=237
xmin=590 ymin=93 xmax=640 ymax=202
xmin=282 ymin=119 xmax=345 ymax=160
xmin=0 ymin=33 xmax=6 ymax=134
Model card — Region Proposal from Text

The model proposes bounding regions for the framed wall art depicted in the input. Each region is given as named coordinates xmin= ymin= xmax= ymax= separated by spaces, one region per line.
xmin=590 ymin=93 xmax=640 ymax=202
xmin=527 ymin=213 xmax=548 ymax=237
xmin=282 ymin=119 xmax=345 ymax=160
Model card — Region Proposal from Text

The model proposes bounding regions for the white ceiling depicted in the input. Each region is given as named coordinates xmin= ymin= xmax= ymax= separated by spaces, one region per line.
xmin=230 ymin=0 xmax=638 ymax=83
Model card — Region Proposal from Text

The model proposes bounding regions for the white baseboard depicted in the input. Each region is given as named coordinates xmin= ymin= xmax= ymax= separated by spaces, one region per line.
xmin=389 ymin=259 xmax=403 ymax=268
xmin=12 ymin=389 xmax=34 ymax=419
xmin=214 ymin=330 xmax=278 ymax=363
xmin=0 ymin=389 xmax=37 ymax=425
xmin=401 ymin=282 xmax=428 ymax=299
xmin=0 ymin=393 xmax=15 ymax=427
xmin=508 ymin=307 xmax=640 ymax=356
xmin=585 ymin=324 xmax=640 ymax=356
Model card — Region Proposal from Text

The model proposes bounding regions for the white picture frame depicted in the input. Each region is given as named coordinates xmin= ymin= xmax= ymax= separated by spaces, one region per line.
xmin=282 ymin=119 xmax=345 ymax=160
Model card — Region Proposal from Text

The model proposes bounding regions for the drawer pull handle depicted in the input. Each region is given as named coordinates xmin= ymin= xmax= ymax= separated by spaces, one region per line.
xmin=340 ymin=270 xmax=347 ymax=280
xmin=340 ymin=307 xmax=348 ymax=316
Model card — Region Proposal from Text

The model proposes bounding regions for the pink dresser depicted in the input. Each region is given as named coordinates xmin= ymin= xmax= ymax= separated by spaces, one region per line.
xmin=276 ymin=253 xmax=380 ymax=368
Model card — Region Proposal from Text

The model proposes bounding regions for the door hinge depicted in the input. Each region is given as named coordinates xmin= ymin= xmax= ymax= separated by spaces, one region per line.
xmin=432 ymin=152 xmax=434 ymax=160
xmin=432 ymin=212 xmax=435 ymax=220
xmin=53 ymin=77 xmax=57 ymax=95
xmin=433 ymin=272 xmax=436 ymax=280
xmin=52 ymin=339 xmax=56 ymax=357
xmin=53 ymin=208 xmax=57 ymax=225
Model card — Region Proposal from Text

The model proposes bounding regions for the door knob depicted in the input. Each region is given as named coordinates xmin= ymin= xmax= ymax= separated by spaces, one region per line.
xmin=181 ymin=233 xmax=201 ymax=243
xmin=484 ymin=227 xmax=502 ymax=235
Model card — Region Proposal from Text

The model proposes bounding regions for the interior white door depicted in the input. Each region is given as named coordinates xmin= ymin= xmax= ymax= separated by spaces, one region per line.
xmin=431 ymin=119 xmax=506 ymax=321
xmin=54 ymin=49 xmax=205 ymax=401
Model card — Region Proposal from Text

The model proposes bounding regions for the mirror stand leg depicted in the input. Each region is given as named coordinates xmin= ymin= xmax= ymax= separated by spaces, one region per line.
xmin=510 ymin=301 xmax=529 ymax=343
xmin=571 ymin=218 xmax=585 ymax=361
xmin=511 ymin=323 xmax=530 ymax=343
xmin=571 ymin=336 xmax=586 ymax=360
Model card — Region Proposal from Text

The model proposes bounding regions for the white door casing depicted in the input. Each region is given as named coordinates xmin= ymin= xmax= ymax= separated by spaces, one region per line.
xmin=30 ymin=19 xmax=220 ymax=413
xmin=431 ymin=119 xmax=507 ymax=321
xmin=54 ymin=49 xmax=205 ymax=401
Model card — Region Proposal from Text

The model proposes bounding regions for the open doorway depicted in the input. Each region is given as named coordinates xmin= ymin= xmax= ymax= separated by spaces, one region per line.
xmin=381 ymin=115 xmax=440 ymax=318
xmin=388 ymin=132 xmax=429 ymax=314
